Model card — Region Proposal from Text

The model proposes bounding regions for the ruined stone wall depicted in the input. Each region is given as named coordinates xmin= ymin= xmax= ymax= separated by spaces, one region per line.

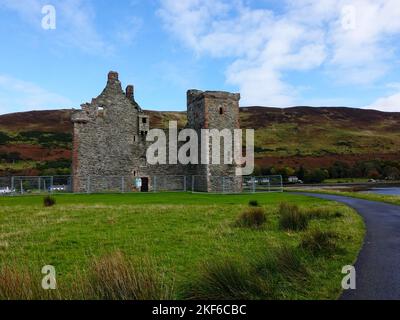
xmin=139 ymin=129 xmax=196 ymax=191
xmin=71 ymin=71 xmax=242 ymax=193
xmin=71 ymin=72 xmax=147 ymax=192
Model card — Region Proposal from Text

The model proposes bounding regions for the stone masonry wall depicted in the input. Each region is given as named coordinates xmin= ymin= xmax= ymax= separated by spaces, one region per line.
xmin=187 ymin=90 xmax=242 ymax=192
xmin=71 ymin=72 xmax=146 ymax=192
xmin=71 ymin=72 xmax=242 ymax=193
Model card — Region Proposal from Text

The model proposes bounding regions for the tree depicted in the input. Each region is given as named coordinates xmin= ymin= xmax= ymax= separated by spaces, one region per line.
xmin=253 ymin=165 xmax=262 ymax=176
xmin=367 ymin=169 xmax=381 ymax=179
xmin=305 ymin=168 xmax=329 ymax=183
xmin=329 ymin=161 xmax=350 ymax=179
xmin=260 ymin=166 xmax=272 ymax=176
xmin=285 ymin=167 xmax=296 ymax=177
xmin=297 ymin=166 xmax=306 ymax=181
xmin=383 ymin=166 xmax=400 ymax=180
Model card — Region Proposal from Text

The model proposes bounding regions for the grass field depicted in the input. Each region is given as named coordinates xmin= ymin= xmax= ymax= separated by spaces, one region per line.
xmin=323 ymin=178 xmax=370 ymax=184
xmin=0 ymin=192 xmax=365 ymax=300
xmin=289 ymin=188 xmax=400 ymax=206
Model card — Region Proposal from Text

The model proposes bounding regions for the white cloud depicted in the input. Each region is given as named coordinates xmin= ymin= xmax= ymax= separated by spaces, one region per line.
xmin=0 ymin=75 xmax=72 ymax=114
xmin=366 ymin=93 xmax=400 ymax=112
xmin=0 ymin=0 xmax=113 ymax=55
xmin=0 ymin=0 xmax=43 ymax=23
xmin=56 ymin=0 xmax=113 ymax=54
xmin=115 ymin=16 xmax=143 ymax=46
xmin=158 ymin=0 xmax=400 ymax=107
xmin=325 ymin=0 xmax=400 ymax=84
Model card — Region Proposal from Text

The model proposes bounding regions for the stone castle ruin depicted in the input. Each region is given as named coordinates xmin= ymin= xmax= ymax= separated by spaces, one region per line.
xmin=71 ymin=71 xmax=242 ymax=193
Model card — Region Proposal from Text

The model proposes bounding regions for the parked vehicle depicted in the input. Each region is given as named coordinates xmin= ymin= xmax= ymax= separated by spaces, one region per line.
xmin=0 ymin=187 xmax=15 ymax=195
xmin=49 ymin=185 xmax=67 ymax=192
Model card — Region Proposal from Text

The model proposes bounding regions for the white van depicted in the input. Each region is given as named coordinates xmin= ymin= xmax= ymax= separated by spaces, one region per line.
xmin=0 ymin=187 xmax=14 ymax=195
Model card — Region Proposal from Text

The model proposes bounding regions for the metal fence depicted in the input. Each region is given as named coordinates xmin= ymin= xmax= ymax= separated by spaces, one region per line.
xmin=243 ymin=175 xmax=284 ymax=193
xmin=191 ymin=175 xmax=283 ymax=193
xmin=153 ymin=176 xmax=187 ymax=192
xmin=2 ymin=176 xmax=73 ymax=195
xmin=0 ymin=175 xmax=282 ymax=196
xmin=0 ymin=177 xmax=12 ymax=195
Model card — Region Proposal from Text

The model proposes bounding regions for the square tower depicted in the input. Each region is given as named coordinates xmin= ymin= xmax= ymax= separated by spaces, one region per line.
xmin=187 ymin=90 xmax=242 ymax=192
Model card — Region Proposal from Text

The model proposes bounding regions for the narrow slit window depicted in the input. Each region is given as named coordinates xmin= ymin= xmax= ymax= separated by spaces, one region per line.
xmin=219 ymin=107 xmax=224 ymax=115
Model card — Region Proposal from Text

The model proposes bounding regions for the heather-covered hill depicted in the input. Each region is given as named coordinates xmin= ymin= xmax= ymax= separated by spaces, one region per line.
xmin=0 ymin=107 xmax=399 ymax=177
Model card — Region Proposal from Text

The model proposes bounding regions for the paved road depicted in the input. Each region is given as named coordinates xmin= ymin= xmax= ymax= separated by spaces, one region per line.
xmin=295 ymin=193 xmax=400 ymax=300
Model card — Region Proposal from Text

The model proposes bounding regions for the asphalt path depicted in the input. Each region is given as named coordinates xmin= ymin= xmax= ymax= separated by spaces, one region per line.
xmin=294 ymin=192 xmax=400 ymax=300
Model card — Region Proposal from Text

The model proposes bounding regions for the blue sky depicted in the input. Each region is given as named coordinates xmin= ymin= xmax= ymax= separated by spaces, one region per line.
xmin=0 ymin=0 xmax=400 ymax=114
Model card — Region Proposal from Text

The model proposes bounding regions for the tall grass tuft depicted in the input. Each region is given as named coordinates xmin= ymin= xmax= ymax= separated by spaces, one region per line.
xmin=278 ymin=203 xmax=309 ymax=231
xmin=185 ymin=246 xmax=310 ymax=300
xmin=274 ymin=247 xmax=308 ymax=282
xmin=235 ymin=207 xmax=267 ymax=228
xmin=183 ymin=258 xmax=274 ymax=300
xmin=253 ymin=246 xmax=308 ymax=283
xmin=0 ymin=265 xmax=40 ymax=300
xmin=43 ymin=195 xmax=56 ymax=207
xmin=300 ymin=230 xmax=339 ymax=255
xmin=87 ymin=251 xmax=173 ymax=300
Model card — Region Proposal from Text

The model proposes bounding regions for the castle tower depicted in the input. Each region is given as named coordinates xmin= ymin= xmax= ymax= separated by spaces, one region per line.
xmin=187 ymin=90 xmax=242 ymax=192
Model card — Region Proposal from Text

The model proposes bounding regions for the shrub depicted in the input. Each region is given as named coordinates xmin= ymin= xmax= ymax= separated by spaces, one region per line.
xmin=235 ymin=208 xmax=266 ymax=228
xmin=333 ymin=211 xmax=344 ymax=218
xmin=248 ymin=200 xmax=260 ymax=207
xmin=183 ymin=258 xmax=274 ymax=300
xmin=43 ymin=196 xmax=56 ymax=207
xmin=0 ymin=152 xmax=21 ymax=162
xmin=278 ymin=203 xmax=309 ymax=231
xmin=0 ymin=132 xmax=12 ymax=145
xmin=18 ymin=131 xmax=72 ymax=148
xmin=301 ymin=230 xmax=339 ymax=255
xmin=87 ymin=251 xmax=173 ymax=300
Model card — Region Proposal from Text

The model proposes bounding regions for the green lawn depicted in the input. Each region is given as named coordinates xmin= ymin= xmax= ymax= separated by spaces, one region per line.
xmin=290 ymin=188 xmax=400 ymax=206
xmin=0 ymin=192 xmax=365 ymax=300
xmin=323 ymin=178 xmax=370 ymax=184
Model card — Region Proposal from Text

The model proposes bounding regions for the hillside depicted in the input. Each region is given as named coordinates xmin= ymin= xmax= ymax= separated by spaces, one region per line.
xmin=0 ymin=107 xmax=399 ymax=177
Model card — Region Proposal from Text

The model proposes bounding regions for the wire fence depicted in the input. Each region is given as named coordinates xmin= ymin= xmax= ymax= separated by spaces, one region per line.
xmin=191 ymin=175 xmax=283 ymax=193
xmin=0 ymin=177 xmax=12 ymax=195
xmin=0 ymin=175 xmax=283 ymax=196
xmin=153 ymin=176 xmax=187 ymax=192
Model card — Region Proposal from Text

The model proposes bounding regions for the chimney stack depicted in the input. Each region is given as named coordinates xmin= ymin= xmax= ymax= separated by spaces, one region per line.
xmin=108 ymin=71 xmax=119 ymax=81
xmin=126 ymin=85 xmax=134 ymax=100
